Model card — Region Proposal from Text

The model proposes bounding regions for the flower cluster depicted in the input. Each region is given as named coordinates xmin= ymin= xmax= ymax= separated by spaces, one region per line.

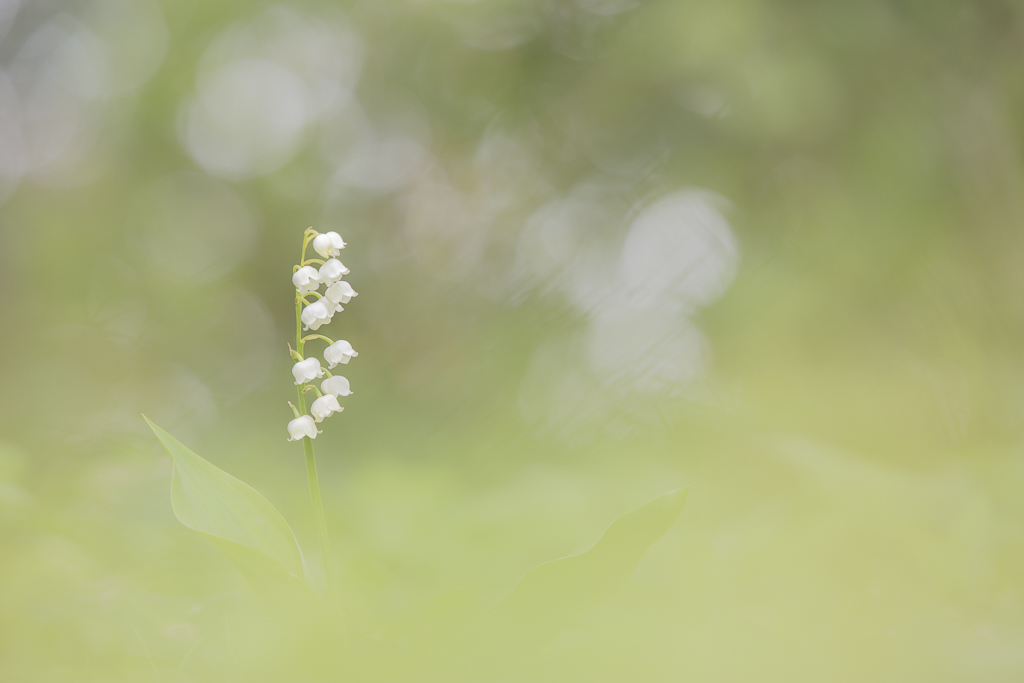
xmin=286 ymin=229 xmax=359 ymax=442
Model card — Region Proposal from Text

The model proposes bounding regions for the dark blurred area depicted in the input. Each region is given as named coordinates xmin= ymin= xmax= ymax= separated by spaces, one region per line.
xmin=3 ymin=0 xmax=1024 ymax=680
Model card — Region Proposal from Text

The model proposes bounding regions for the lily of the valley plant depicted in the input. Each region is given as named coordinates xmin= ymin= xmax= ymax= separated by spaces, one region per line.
xmin=145 ymin=227 xmax=359 ymax=606
xmin=143 ymin=227 xmax=687 ymax=674
xmin=286 ymin=228 xmax=358 ymax=598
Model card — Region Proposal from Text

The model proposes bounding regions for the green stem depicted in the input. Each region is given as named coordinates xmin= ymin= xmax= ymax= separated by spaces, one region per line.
xmin=301 ymin=228 xmax=316 ymax=264
xmin=302 ymin=431 xmax=333 ymax=599
xmin=295 ymin=268 xmax=334 ymax=600
xmin=302 ymin=334 xmax=336 ymax=346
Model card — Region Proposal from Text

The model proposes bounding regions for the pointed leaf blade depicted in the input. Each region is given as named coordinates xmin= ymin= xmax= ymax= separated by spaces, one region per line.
xmin=145 ymin=416 xmax=305 ymax=582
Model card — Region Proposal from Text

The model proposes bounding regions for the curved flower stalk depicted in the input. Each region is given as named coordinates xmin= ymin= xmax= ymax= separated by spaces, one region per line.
xmin=289 ymin=226 xmax=359 ymax=602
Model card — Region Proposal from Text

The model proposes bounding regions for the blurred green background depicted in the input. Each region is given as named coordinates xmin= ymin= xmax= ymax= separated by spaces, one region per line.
xmin=2 ymin=0 xmax=1024 ymax=680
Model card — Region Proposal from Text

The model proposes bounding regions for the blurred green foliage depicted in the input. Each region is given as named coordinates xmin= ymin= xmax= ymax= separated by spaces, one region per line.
xmin=3 ymin=0 xmax=1024 ymax=680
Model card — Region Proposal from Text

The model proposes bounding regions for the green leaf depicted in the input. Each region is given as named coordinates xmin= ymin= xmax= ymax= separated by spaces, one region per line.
xmin=144 ymin=416 xmax=313 ymax=599
xmin=483 ymin=488 xmax=689 ymax=642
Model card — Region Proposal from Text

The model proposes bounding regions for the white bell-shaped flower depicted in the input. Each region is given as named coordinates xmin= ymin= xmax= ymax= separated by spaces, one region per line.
xmin=310 ymin=394 xmax=343 ymax=422
xmin=292 ymin=357 xmax=325 ymax=385
xmin=324 ymin=340 xmax=358 ymax=368
xmin=312 ymin=231 xmax=346 ymax=258
xmin=300 ymin=298 xmax=334 ymax=331
xmin=322 ymin=298 xmax=343 ymax=316
xmin=292 ymin=266 xmax=321 ymax=295
xmin=287 ymin=415 xmax=320 ymax=441
xmin=318 ymin=258 xmax=350 ymax=286
xmin=325 ymin=280 xmax=358 ymax=305
xmin=321 ymin=375 xmax=352 ymax=397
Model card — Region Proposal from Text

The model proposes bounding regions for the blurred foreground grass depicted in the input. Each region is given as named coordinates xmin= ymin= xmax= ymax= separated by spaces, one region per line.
xmin=3 ymin=0 xmax=1024 ymax=680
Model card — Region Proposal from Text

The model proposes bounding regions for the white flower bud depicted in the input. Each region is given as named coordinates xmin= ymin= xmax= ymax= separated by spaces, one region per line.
xmin=310 ymin=394 xmax=343 ymax=422
xmin=325 ymin=280 xmax=357 ymax=305
xmin=312 ymin=231 xmax=346 ymax=258
xmin=318 ymin=259 xmax=350 ymax=286
xmin=287 ymin=415 xmax=320 ymax=441
xmin=291 ymin=357 xmax=324 ymax=385
xmin=300 ymin=299 xmax=333 ymax=331
xmin=323 ymin=340 xmax=358 ymax=368
xmin=292 ymin=266 xmax=321 ymax=295
xmin=321 ymin=375 xmax=352 ymax=397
